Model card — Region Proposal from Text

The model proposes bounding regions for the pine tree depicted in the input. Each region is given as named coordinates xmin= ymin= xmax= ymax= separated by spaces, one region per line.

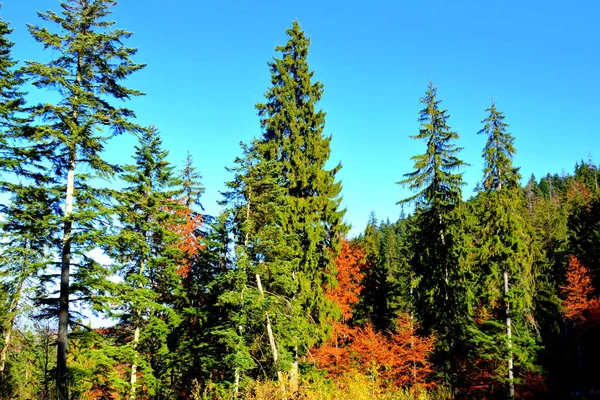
xmin=23 ymin=1 xmax=144 ymax=396
xmin=224 ymin=21 xmax=346 ymax=389
xmin=397 ymin=81 xmax=471 ymax=384
xmin=107 ymin=126 xmax=185 ymax=399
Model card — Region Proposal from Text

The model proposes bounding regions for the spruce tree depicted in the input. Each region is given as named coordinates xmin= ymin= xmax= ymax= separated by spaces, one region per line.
xmin=107 ymin=126 xmax=185 ymax=399
xmin=397 ymin=81 xmax=471 ymax=384
xmin=224 ymin=21 xmax=346 ymax=388
xmin=23 ymin=1 xmax=144 ymax=396
xmin=180 ymin=151 xmax=205 ymax=209
xmin=0 ymin=184 xmax=58 ymax=378
xmin=0 ymin=11 xmax=26 ymax=172
xmin=472 ymin=101 xmax=539 ymax=398
xmin=477 ymin=101 xmax=520 ymax=191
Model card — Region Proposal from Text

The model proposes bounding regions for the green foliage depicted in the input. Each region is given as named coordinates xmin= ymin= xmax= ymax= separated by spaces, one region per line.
xmin=106 ymin=126 xmax=186 ymax=398
xmin=397 ymin=81 xmax=466 ymax=210
xmin=0 ymin=9 xmax=27 ymax=173
xmin=355 ymin=214 xmax=414 ymax=331
xmin=397 ymin=82 xmax=472 ymax=385
xmin=222 ymin=20 xmax=347 ymax=382
xmin=21 ymin=0 xmax=145 ymax=396
xmin=477 ymin=101 xmax=520 ymax=191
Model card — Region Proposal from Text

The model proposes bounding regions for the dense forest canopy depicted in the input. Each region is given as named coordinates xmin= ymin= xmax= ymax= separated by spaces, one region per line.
xmin=1 ymin=1 xmax=599 ymax=400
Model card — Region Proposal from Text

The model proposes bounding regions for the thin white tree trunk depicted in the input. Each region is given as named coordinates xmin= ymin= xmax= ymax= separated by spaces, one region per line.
xmin=130 ymin=260 xmax=145 ymax=400
xmin=0 ymin=276 xmax=24 ymax=373
xmin=289 ymin=347 xmax=299 ymax=393
xmin=255 ymin=274 xmax=284 ymax=386
xmin=504 ymin=269 xmax=514 ymax=398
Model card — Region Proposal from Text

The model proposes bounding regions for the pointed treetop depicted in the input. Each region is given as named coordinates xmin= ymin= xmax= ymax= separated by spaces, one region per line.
xmin=397 ymin=81 xmax=466 ymax=210
xmin=478 ymin=100 xmax=521 ymax=191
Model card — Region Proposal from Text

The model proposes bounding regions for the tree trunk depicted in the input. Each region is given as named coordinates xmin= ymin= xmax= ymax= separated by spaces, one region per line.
xmin=130 ymin=324 xmax=140 ymax=400
xmin=504 ymin=269 xmax=515 ymax=398
xmin=255 ymin=274 xmax=284 ymax=386
xmin=289 ymin=347 xmax=299 ymax=393
xmin=130 ymin=260 xmax=146 ymax=400
xmin=57 ymin=158 xmax=75 ymax=400
xmin=0 ymin=274 xmax=26 ymax=373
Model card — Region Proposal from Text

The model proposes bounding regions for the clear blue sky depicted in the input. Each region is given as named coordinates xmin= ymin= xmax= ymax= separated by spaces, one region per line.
xmin=3 ymin=0 xmax=599 ymax=236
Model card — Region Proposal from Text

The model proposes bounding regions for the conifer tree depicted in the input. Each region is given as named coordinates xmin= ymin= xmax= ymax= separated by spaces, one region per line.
xmin=472 ymin=101 xmax=539 ymax=398
xmin=180 ymin=151 xmax=205 ymax=209
xmin=23 ymin=1 xmax=144 ymax=396
xmin=0 ymin=11 xmax=26 ymax=172
xmin=397 ymin=81 xmax=471 ymax=384
xmin=224 ymin=21 xmax=346 ymax=389
xmin=107 ymin=126 xmax=185 ymax=399
xmin=477 ymin=101 xmax=520 ymax=191
xmin=0 ymin=184 xmax=58 ymax=377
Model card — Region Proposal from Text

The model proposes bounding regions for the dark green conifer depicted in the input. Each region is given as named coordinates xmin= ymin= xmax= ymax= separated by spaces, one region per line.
xmin=107 ymin=126 xmax=185 ymax=399
xmin=397 ymin=81 xmax=471 ymax=385
xmin=23 ymin=1 xmax=144 ymax=395
xmin=471 ymin=101 xmax=540 ymax=398
xmin=0 ymin=11 xmax=26 ymax=172
xmin=478 ymin=101 xmax=520 ymax=191
xmin=224 ymin=21 xmax=346 ymax=388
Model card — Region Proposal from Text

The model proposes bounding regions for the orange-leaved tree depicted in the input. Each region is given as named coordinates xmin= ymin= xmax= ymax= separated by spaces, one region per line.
xmin=169 ymin=199 xmax=204 ymax=279
xmin=562 ymin=255 xmax=599 ymax=325
xmin=312 ymin=239 xmax=435 ymax=387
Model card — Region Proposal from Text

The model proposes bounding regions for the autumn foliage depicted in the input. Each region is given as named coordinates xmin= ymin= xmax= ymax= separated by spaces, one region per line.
xmin=169 ymin=200 xmax=204 ymax=278
xmin=313 ymin=240 xmax=435 ymax=388
xmin=561 ymin=255 xmax=599 ymax=325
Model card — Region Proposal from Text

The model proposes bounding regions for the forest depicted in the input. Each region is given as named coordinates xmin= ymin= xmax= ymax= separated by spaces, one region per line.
xmin=1 ymin=0 xmax=599 ymax=399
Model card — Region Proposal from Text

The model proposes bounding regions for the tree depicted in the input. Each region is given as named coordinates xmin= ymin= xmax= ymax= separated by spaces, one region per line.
xmin=355 ymin=216 xmax=413 ymax=331
xmin=0 ymin=9 xmax=28 ymax=172
xmin=107 ymin=126 xmax=185 ymax=399
xmin=477 ymin=101 xmax=520 ymax=192
xmin=224 ymin=21 xmax=346 ymax=390
xmin=471 ymin=101 xmax=540 ymax=398
xmin=24 ymin=0 xmax=144 ymax=396
xmin=397 ymin=81 xmax=471 ymax=384
xmin=0 ymin=184 xmax=58 ymax=376
xmin=180 ymin=151 xmax=205 ymax=209
xmin=562 ymin=255 xmax=597 ymax=325
xmin=313 ymin=240 xmax=434 ymax=388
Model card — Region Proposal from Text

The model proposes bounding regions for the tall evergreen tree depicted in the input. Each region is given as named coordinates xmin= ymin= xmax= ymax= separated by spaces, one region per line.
xmin=107 ymin=126 xmax=185 ymax=399
xmin=0 ymin=10 xmax=26 ymax=172
xmin=477 ymin=101 xmax=520 ymax=192
xmin=397 ymin=81 xmax=471 ymax=385
xmin=180 ymin=151 xmax=205 ymax=209
xmin=224 ymin=21 xmax=346 ymax=389
xmin=471 ymin=101 xmax=540 ymax=398
xmin=23 ymin=0 xmax=144 ymax=396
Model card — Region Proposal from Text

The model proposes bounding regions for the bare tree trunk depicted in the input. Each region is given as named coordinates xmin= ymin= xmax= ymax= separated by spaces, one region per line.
xmin=0 ymin=274 xmax=25 ymax=373
xmin=289 ymin=347 xmax=299 ymax=393
xmin=255 ymin=274 xmax=284 ymax=386
xmin=233 ymin=286 xmax=246 ymax=399
xmin=130 ymin=260 xmax=145 ymax=400
xmin=57 ymin=158 xmax=75 ymax=400
xmin=504 ymin=270 xmax=515 ymax=398
xmin=130 ymin=324 xmax=140 ymax=399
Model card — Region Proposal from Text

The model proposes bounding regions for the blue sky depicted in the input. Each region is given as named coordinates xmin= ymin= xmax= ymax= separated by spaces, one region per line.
xmin=3 ymin=0 xmax=599 ymax=236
